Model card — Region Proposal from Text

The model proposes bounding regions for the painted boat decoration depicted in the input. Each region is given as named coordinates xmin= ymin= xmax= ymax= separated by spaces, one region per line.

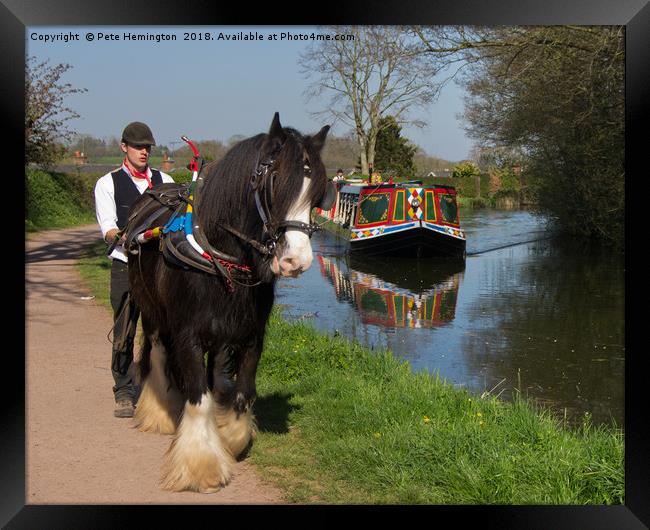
xmin=317 ymin=255 xmax=463 ymax=329
xmin=316 ymin=180 xmax=466 ymax=258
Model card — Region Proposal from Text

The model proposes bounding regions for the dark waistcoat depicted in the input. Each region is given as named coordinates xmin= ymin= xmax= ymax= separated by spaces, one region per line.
xmin=111 ymin=168 xmax=163 ymax=230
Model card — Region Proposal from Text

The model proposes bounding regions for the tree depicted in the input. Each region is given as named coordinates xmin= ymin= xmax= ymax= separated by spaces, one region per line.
xmin=373 ymin=116 xmax=417 ymax=178
xmin=174 ymin=139 xmax=227 ymax=163
xmin=451 ymin=160 xmax=479 ymax=179
xmin=25 ymin=56 xmax=87 ymax=167
xmin=321 ymin=133 xmax=359 ymax=173
xmin=413 ymin=148 xmax=455 ymax=177
xmin=300 ymin=26 xmax=446 ymax=175
xmin=227 ymin=134 xmax=246 ymax=148
xmin=67 ymin=134 xmax=107 ymax=158
xmin=452 ymin=160 xmax=481 ymax=197
xmin=413 ymin=26 xmax=625 ymax=245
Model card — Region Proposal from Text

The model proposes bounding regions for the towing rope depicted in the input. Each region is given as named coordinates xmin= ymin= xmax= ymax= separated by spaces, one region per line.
xmin=466 ymin=234 xmax=553 ymax=256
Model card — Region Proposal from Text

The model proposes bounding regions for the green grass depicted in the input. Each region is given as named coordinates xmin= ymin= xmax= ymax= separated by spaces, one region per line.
xmin=457 ymin=196 xmax=495 ymax=209
xmin=251 ymin=315 xmax=624 ymax=504
xmin=312 ymin=215 xmax=351 ymax=239
xmin=76 ymin=240 xmax=113 ymax=309
xmin=73 ymin=234 xmax=624 ymax=505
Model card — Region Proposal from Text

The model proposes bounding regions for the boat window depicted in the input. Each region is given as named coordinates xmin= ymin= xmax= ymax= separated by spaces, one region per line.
xmin=358 ymin=193 xmax=390 ymax=225
xmin=439 ymin=193 xmax=459 ymax=224
xmin=425 ymin=191 xmax=437 ymax=222
xmin=392 ymin=190 xmax=405 ymax=222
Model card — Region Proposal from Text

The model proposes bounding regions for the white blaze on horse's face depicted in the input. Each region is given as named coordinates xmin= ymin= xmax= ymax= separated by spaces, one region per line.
xmin=271 ymin=176 xmax=313 ymax=278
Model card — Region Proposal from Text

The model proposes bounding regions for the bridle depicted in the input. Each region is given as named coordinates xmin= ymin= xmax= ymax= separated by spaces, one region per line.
xmin=124 ymin=133 xmax=336 ymax=293
xmin=215 ymin=140 xmax=335 ymax=261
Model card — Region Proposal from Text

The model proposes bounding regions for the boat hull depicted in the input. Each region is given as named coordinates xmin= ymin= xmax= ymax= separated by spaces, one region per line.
xmin=350 ymin=222 xmax=466 ymax=259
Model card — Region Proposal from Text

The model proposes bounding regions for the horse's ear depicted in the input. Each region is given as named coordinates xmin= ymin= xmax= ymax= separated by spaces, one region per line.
xmin=268 ymin=112 xmax=286 ymax=142
xmin=311 ymin=125 xmax=331 ymax=151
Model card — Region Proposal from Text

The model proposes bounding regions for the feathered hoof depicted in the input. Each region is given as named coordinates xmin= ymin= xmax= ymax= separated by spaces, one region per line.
xmin=215 ymin=402 xmax=258 ymax=459
xmin=216 ymin=396 xmax=257 ymax=458
xmin=160 ymin=433 xmax=234 ymax=493
xmin=134 ymin=342 xmax=183 ymax=435
xmin=159 ymin=393 xmax=235 ymax=493
xmin=134 ymin=377 xmax=182 ymax=435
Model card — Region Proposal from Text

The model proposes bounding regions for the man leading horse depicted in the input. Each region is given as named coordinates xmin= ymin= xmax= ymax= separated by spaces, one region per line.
xmin=94 ymin=121 xmax=175 ymax=418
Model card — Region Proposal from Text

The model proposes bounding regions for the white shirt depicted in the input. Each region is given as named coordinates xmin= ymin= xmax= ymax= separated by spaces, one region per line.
xmin=94 ymin=163 xmax=175 ymax=262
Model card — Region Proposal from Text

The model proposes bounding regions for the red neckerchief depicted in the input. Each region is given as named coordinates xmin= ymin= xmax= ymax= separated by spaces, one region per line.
xmin=123 ymin=158 xmax=152 ymax=188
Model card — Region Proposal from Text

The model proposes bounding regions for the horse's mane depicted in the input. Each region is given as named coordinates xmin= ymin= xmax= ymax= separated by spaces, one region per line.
xmin=195 ymin=125 xmax=328 ymax=265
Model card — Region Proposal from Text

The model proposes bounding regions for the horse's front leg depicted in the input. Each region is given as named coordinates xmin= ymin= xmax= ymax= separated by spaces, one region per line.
xmin=134 ymin=324 xmax=183 ymax=435
xmin=233 ymin=335 xmax=263 ymax=415
xmin=161 ymin=335 xmax=234 ymax=493
xmin=212 ymin=336 xmax=262 ymax=460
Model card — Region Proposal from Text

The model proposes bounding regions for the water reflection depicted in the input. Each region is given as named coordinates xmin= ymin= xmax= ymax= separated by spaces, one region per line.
xmin=458 ymin=236 xmax=624 ymax=427
xmin=276 ymin=209 xmax=624 ymax=428
xmin=318 ymin=255 xmax=464 ymax=329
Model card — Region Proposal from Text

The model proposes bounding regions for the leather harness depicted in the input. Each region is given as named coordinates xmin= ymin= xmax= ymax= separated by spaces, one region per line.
xmin=120 ymin=143 xmax=335 ymax=290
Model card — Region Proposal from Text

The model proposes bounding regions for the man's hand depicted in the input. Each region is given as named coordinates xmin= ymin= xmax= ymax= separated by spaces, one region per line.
xmin=105 ymin=229 xmax=124 ymax=244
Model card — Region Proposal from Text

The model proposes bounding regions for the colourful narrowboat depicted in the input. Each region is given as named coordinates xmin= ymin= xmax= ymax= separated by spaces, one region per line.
xmin=318 ymin=180 xmax=466 ymax=259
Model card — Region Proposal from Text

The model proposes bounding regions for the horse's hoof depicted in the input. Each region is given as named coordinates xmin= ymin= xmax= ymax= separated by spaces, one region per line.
xmin=160 ymin=451 xmax=233 ymax=493
xmin=198 ymin=485 xmax=221 ymax=494
xmin=215 ymin=403 xmax=257 ymax=459
xmin=160 ymin=395 xmax=235 ymax=492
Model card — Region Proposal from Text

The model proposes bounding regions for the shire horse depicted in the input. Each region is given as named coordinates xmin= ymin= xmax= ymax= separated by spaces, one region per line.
xmin=127 ymin=113 xmax=330 ymax=492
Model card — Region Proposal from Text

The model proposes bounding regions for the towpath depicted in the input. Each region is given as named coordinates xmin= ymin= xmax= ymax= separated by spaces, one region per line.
xmin=25 ymin=225 xmax=284 ymax=504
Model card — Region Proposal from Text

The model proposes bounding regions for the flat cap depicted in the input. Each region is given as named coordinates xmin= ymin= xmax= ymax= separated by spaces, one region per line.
xmin=121 ymin=122 xmax=156 ymax=146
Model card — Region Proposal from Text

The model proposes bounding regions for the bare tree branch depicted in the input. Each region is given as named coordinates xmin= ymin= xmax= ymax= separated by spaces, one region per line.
xmin=300 ymin=26 xmax=446 ymax=174
xmin=25 ymin=56 xmax=87 ymax=167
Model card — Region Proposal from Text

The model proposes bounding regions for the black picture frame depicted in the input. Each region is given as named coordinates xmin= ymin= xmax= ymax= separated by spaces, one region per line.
xmin=7 ymin=0 xmax=648 ymax=527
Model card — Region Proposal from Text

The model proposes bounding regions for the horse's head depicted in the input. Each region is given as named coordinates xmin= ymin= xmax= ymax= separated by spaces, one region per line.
xmin=257 ymin=113 xmax=331 ymax=278
xmin=197 ymin=112 xmax=332 ymax=283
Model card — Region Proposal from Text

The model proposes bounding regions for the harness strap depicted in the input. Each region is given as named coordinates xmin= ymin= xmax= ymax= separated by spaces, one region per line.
xmin=125 ymin=204 xmax=174 ymax=252
xmin=191 ymin=219 xmax=242 ymax=265
xmin=218 ymin=222 xmax=276 ymax=256
xmin=280 ymin=220 xmax=322 ymax=237
xmin=254 ymin=189 xmax=273 ymax=234
xmin=159 ymin=232 xmax=255 ymax=292
xmin=248 ymin=148 xmax=325 ymax=250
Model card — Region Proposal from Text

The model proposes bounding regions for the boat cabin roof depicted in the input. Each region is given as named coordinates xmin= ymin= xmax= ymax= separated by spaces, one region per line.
xmin=338 ymin=182 xmax=458 ymax=195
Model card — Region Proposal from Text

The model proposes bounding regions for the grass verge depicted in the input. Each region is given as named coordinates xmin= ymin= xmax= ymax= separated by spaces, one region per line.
xmin=26 ymin=168 xmax=98 ymax=231
xmin=74 ymin=242 xmax=624 ymax=505
xmin=76 ymin=240 xmax=113 ymax=309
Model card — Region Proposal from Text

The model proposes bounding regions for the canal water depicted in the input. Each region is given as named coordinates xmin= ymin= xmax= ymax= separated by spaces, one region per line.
xmin=275 ymin=209 xmax=625 ymax=428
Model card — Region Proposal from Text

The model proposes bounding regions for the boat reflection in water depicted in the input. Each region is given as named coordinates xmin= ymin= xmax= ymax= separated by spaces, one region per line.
xmin=317 ymin=254 xmax=465 ymax=329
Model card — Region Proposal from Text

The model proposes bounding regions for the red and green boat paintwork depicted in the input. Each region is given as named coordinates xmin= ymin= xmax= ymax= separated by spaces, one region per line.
xmin=318 ymin=181 xmax=466 ymax=259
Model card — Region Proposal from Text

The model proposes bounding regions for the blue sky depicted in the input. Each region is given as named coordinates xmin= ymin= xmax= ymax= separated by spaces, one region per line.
xmin=27 ymin=25 xmax=473 ymax=161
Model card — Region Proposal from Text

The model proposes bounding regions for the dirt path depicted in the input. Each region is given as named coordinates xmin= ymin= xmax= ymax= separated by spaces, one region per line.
xmin=25 ymin=225 xmax=285 ymax=504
